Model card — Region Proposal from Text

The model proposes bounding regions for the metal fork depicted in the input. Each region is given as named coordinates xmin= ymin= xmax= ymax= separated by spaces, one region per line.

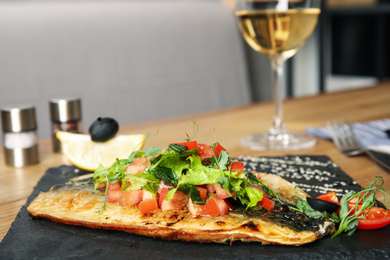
xmin=327 ymin=120 xmax=363 ymax=156
xmin=327 ymin=120 xmax=390 ymax=171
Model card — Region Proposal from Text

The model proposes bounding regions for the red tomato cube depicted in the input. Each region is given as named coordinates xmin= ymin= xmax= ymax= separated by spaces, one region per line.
xmin=139 ymin=198 xmax=159 ymax=214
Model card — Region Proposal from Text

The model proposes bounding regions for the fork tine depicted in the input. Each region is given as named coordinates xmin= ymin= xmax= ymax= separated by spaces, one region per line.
xmin=340 ymin=120 xmax=355 ymax=146
xmin=327 ymin=120 xmax=343 ymax=149
xmin=327 ymin=119 xmax=362 ymax=156
xmin=343 ymin=119 xmax=361 ymax=147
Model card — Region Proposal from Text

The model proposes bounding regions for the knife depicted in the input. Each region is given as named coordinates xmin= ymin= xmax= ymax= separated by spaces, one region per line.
xmin=366 ymin=149 xmax=390 ymax=173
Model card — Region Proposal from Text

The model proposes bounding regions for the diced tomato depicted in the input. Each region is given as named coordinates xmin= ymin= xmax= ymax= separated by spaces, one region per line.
xmin=139 ymin=198 xmax=159 ymax=214
xmin=201 ymin=197 xmax=221 ymax=216
xmin=228 ymin=161 xmax=244 ymax=174
xmin=97 ymin=183 xmax=106 ymax=190
xmin=197 ymin=142 xmax=226 ymax=160
xmin=197 ymin=144 xmax=213 ymax=160
xmin=171 ymin=140 xmax=198 ymax=151
xmin=125 ymin=157 xmax=151 ymax=175
xmin=107 ymin=189 xmax=122 ymax=203
xmin=206 ymin=184 xmax=216 ymax=194
xmin=212 ymin=142 xmax=227 ymax=156
xmin=189 ymin=196 xmax=230 ymax=217
xmin=108 ymin=189 xmax=143 ymax=207
xmin=108 ymin=181 xmax=122 ymax=191
xmin=160 ymin=191 xmax=188 ymax=211
xmin=214 ymin=183 xmax=233 ymax=199
xmin=206 ymin=183 xmax=233 ymax=199
xmin=188 ymin=198 xmax=203 ymax=216
xmin=119 ymin=190 xmax=143 ymax=207
xmin=142 ymin=191 xmax=154 ymax=200
xmin=157 ymin=180 xmax=173 ymax=193
xmin=197 ymin=186 xmax=208 ymax=200
xmin=347 ymin=204 xmax=390 ymax=230
xmin=158 ymin=186 xmax=170 ymax=207
xmin=106 ymin=181 xmax=123 ymax=202
xmin=316 ymin=191 xmax=340 ymax=205
xmin=157 ymin=181 xmax=174 ymax=206
xmin=258 ymin=197 xmax=275 ymax=211
xmin=202 ymin=196 xmax=230 ymax=216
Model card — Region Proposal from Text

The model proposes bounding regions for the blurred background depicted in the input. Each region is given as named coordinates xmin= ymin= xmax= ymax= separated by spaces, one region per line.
xmin=0 ymin=0 xmax=388 ymax=143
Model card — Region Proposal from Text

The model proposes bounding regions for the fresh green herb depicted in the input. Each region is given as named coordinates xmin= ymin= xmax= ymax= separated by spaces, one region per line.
xmin=178 ymin=184 xmax=206 ymax=204
xmin=169 ymin=143 xmax=188 ymax=154
xmin=93 ymin=146 xmax=161 ymax=214
xmin=330 ymin=176 xmax=389 ymax=238
xmin=185 ymin=121 xmax=199 ymax=142
xmin=94 ymin=139 xmax=269 ymax=213
xmin=287 ymin=177 xmax=390 ymax=238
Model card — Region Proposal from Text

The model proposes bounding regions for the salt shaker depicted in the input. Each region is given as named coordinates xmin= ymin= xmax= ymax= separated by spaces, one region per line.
xmin=49 ymin=98 xmax=82 ymax=153
xmin=1 ymin=105 xmax=39 ymax=167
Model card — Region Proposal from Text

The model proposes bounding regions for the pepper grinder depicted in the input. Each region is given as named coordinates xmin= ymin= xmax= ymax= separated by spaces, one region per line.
xmin=1 ymin=105 xmax=39 ymax=167
xmin=49 ymin=98 xmax=82 ymax=153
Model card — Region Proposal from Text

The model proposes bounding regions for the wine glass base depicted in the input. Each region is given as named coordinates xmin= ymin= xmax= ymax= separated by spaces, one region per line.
xmin=242 ymin=131 xmax=316 ymax=151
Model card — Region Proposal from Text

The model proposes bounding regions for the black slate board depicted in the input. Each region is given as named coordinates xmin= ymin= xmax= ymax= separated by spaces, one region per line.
xmin=1 ymin=155 xmax=390 ymax=260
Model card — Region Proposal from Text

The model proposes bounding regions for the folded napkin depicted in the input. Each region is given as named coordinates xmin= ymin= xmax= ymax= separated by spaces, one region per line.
xmin=306 ymin=119 xmax=390 ymax=155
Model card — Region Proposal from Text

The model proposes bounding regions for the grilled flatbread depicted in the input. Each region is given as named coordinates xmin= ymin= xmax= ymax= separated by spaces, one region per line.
xmin=27 ymin=172 xmax=335 ymax=246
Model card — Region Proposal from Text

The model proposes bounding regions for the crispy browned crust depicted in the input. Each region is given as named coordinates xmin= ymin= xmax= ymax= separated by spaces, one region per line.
xmin=27 ymin=173 xmax=334 ymax=246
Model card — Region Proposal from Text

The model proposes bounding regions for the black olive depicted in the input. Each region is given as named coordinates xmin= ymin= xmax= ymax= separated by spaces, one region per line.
xmin=89 ymin=117 xmax=119 ymax=142
xmin=307 ymin=197 xmax=340 ymax=214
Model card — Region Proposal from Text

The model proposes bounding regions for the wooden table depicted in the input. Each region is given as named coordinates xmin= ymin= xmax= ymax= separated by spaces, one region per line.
xmin=1 ymin=81 xmax=390 ymax=241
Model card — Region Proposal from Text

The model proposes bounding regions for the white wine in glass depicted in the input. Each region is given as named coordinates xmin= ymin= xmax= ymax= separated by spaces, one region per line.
xmin=236 ymin=0 xmax=321 ymax=150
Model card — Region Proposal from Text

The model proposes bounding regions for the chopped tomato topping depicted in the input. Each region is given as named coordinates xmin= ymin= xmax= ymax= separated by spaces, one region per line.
xmin=108 ymin=189 xmax=143 ymax=207
xmin=202 ymin=196 xmax=230 ymax=216
xmin=188 ymin=199 xmax=203 ymax=216
xmin=157 ymin=180 xmax=174 ymax=206
xmin=119 ymin=190 xmax=144 ymax=207
xmin=197 ymin=186 xmax=208 ymax=200
xmin=171 ymin=140 xmax=198 ymax=151
xmin=107 ymin=189 xmax=122 ymax=203
xmin=197 ymin=143 xmax=226 ymax=160
xmin=214 ymin=183 xmax=233 ymax=199
xmin=125 ymin=157 xmax=151 ymax=175
xmin=188 ymin=196 xmax=230 ymax=217
xmin=158 ymin=186 xmax=170 ymax=207
xmin=206 ymin=184 xmax=216 ymax=194
xmin=206 ymin=183 xmax=233 ymax=199
xmin=142 ymin=191 xmax=154 ymax=200
xmin=108 ymin=181 xmax=122 ymax=191
xmin=258 ymin=197 xmax=275 ymax=211
xmin=139 ymin=198 xmax=159 ymax=214
xmin=160 ymin=190 xmax=188 ymax=211
xmin=228 ymin=161 xmax=244 ymax=174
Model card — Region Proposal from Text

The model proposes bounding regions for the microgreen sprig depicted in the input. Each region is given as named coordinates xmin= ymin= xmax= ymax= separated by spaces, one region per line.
xmin=288 ymin=176 xmax=390 ymax=238
xmin=331 ymin=176 xmax=390 ymax=238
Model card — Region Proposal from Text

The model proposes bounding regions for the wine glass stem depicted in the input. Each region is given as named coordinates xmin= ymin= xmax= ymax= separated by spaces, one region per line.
xmin=270 ymin=56 xmax=287 ymax=135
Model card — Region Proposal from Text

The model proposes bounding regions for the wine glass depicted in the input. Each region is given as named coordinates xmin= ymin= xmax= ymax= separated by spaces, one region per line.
xmin=236 ymin=0 xmax=321 ymax=150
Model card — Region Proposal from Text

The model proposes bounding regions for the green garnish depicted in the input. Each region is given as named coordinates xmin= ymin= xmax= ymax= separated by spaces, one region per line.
xmin=289 ymin=176 xmax=390 ymax=238
xmin=93 ymin=142 xmax=264 ymax=214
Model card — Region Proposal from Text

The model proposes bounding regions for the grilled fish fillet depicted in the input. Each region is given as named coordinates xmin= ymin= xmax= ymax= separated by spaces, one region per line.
xmin=27 ymin=172 xmax=335 ymax=246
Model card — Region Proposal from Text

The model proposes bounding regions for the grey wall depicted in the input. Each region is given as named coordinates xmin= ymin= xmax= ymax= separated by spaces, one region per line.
xmin=0 ymin=1 xmax=254 ymax=143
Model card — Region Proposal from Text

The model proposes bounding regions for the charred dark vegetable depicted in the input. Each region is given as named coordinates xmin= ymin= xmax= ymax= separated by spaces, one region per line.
xmin=307 ymin=197 xmax=340 ymax=214
xmin=89 ymin=117 xmax=119 ymax=142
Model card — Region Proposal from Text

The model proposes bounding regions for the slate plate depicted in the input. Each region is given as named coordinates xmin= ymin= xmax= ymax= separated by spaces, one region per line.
xmin=1 ymin=155 xmax=389 ymax=260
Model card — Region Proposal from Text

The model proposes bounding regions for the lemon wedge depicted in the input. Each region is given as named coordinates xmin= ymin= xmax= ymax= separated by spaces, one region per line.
xmin=56 ymin=131 xmax=146 ymax=171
